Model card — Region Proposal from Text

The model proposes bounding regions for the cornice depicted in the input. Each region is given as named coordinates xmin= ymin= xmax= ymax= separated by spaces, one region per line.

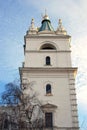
xmin=19 ymin=67 xmax=77 ymax=74
xmin=24 ymin=34 xmax=71 ymax=39
xmin=25 ymin=50 xmax=71 ymax=53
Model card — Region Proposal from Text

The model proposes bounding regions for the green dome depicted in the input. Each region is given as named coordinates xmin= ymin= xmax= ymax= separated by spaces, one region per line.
xmin=39 ymin=15 xmax=54 ymax=32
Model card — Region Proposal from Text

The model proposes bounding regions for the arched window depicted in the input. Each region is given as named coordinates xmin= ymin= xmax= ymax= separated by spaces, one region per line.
xmin=46 ymin=56 xmax=51 ymax=65
xmin=46 ymin=84 xmax=51 ymax=94
xmin=40 ymin=43 xmax=56 ymax=50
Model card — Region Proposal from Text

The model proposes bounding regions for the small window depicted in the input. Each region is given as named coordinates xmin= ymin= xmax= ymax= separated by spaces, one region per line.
xmin=46 ymin=84 xmax=51 ymax=94
xmin=46 ymin=56 xmax=51 ymax=65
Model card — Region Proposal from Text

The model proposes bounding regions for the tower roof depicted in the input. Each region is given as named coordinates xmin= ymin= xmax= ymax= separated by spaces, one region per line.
xmin=39 ymin=14 xmax=54 ymax=32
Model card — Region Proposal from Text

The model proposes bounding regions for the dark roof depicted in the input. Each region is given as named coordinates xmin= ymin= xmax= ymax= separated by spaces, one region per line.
xmin=39 ymin=15 xmax=54 ymax=32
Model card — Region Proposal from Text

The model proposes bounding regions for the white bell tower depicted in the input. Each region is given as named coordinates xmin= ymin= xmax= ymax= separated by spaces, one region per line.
xmin=19 ymin=14 xmax=79 ymax=130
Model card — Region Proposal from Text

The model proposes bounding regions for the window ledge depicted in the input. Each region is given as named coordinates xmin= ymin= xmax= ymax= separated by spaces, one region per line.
xmin=45 ymin=93 xmax=53 ymax=96
xmin=44 ymin=64 xmax=52 ymax=66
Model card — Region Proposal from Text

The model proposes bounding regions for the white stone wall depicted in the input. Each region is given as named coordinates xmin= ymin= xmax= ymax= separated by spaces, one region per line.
xmin=24 ymin=36 xmax=72 ymax=67
xmin=25 ymin=37 xmax=70 ymax=51
xmin=21 ymin=70 xmax=77 ymax=127
xmin=20 ymin=32 xmax=79 ymax=129
xmin=25 ymin=52 xmax=71 ymax=67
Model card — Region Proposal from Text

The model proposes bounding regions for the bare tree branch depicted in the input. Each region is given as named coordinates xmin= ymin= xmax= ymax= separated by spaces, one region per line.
xmin=0 ymin=79 xmax=44 ymax=130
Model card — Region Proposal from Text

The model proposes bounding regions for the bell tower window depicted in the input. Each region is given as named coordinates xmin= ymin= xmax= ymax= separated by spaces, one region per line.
xmin=46 ymin=84 xmax=51 ymax=94
xmin=46 ymin=56 xmax=51 ymax=65
xmin=40 ymin=43 xmax=56 ymax=50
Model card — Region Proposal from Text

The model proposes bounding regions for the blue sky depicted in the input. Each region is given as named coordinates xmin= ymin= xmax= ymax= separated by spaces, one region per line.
xmin=0 ymin=0 xmax=87 ymax=129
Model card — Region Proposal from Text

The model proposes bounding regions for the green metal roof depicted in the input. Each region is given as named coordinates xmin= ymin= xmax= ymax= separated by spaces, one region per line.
xmin=39 ymin=15 xmax=54 ymax=32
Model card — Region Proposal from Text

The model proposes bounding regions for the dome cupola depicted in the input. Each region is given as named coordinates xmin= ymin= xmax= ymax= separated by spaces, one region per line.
xmin=39 ymin=13 xmax=54 ymax=32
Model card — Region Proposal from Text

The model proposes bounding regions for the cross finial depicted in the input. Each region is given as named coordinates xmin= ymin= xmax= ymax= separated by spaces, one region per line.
xmin=45 ymin=9 xmax=47 ymax=15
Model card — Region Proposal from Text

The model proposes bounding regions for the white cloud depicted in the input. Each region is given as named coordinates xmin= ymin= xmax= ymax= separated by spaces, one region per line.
xmin=71 ymin=36 xmax=87 ymax=111
xmin=77 ymin=85 xmax=87 ymax=110
xmin=18 ymin=0 xmax=87 ymax=36
xmin=72 ymin=36 xmax=87 ymax=62
xmin=19 ymin=0 xmax=87 ymax=19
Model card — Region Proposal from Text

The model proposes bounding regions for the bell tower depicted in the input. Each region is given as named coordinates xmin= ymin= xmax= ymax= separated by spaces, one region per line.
xmin=19 ymin=14 xmax=79 ymax=130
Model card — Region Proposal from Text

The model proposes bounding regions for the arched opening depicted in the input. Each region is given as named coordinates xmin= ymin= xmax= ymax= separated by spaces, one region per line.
xmin=46 ymin=84 xmax=51 ymax=94
xmin=46 ymin=56 xmax=51 ymax=65
xmin=40 ymin=44 xmax=56 ymax=50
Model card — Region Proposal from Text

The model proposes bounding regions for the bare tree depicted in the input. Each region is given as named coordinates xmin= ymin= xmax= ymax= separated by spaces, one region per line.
xmin=0 ymin=79 xmax=44 ymax=130
xmin=1 ymin=80 xmax=22 ymax=105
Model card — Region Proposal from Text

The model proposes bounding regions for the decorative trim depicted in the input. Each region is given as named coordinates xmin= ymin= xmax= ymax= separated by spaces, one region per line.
xmin=25 ymin=34 xmax=71 ymax=39
xmin=41 ymin=103 xmax=57 ymax=109
xmin=25 ymin=50 xmax=71 ymax=53
xmin=45 ymin=93 xmax=53 ymax=96
xmin=19 ymin=67 xmax=77 ymax=73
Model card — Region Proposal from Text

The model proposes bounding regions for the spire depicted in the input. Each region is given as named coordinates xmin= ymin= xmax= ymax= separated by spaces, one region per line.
xmin=27 ymin=18 xmax=37 ymax=34
xmin=43 ymin=14 xmax=50 ymax=21
xmin=42 ymin=9 xmax=50 ymax=21
xmin=39 ymin=12 xmax=54 ymax=32
xmin=45 ymin=9 xmax=47 ymax=15
xmin=56 ymin=19 xmax=67 ymax=35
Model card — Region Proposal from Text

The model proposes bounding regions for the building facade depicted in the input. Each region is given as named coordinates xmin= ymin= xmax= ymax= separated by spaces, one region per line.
xmin=19 ymin=14 xmax=79 ymax=130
